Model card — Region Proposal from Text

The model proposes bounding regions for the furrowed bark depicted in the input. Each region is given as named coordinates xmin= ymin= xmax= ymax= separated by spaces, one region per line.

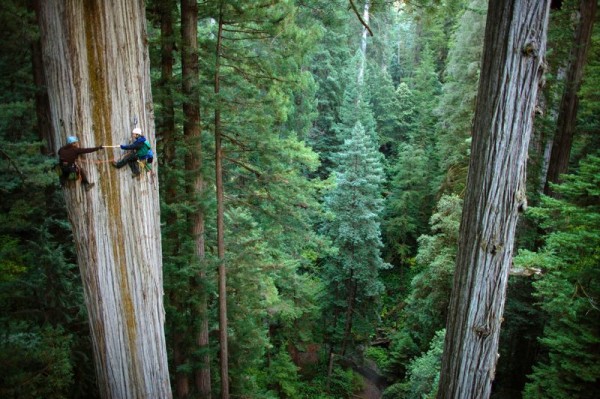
xmin=37 ymin=1 xmax=172 ymax=398
xmin=436 ymin=1 xmax=550 ymax=398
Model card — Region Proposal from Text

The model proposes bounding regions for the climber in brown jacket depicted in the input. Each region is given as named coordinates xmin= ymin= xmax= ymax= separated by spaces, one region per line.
xmin=57 ymin=136 xmax=103 ymax=190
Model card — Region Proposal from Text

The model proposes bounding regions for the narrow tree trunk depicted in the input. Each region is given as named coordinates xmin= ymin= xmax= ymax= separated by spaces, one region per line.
xmin=37 ymin=1 xmax=172 ymax=398
xmin=544 ymin=0 xmax=597 ymax=195
xmin=215 ymin=8 xmax=230 ymax=399
xmin=181 ymin=0 xmax=205 ymax=396
xmin=357 ymin=0 xmax=370 ymax=85
xmin=181 ymin=2 xmax=212 ymax=394
xmin=156 ymin=3 xmax=193 ymax=397
xmin=30 ymin=0 xmax=54 ymax=153
xmin=341 ymin=273 xmax=356 ymax=357
xmin=173 ymin=331 xmax=189 ymax=397
xmin=158 ymin=0 xmax=176 ymax=165
xmin=436 ymin=2 xmax=550 ymax=398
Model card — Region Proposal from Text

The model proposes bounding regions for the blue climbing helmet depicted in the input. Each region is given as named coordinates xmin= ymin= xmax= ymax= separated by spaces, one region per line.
xmin=66 ymin=136 xmax=79 ymax=144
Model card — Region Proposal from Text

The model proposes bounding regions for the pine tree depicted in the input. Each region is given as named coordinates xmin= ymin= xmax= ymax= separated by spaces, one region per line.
xmin=383 ymin=45 xmax=441 ymax=265
xmin=435 ymin=0 xmax=487 ymax=195
xmin=323 ymin=121 xmax=388 ymax=356
xmin=521 ymin=153 xmax=600 ymax=399
xmin=195 ymin=1 xmax=324 ymax=396
xmin=384 ymin=194 xmax=462 ymax=386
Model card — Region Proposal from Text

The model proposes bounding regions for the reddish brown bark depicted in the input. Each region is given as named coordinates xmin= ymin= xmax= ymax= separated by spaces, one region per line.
xmin=215 ymin=8 xmax=230 ymax=399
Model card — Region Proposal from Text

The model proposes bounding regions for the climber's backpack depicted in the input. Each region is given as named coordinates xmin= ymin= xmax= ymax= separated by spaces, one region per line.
xmin=55 ymin=162 xmax=79 ymax=180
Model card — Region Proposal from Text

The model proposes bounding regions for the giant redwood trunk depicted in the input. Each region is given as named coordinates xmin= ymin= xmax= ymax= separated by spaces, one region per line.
xmin=436 ymin=1 xmax=550 ymax=398
xmin=37 ymin=1 xmax=172 ymax=398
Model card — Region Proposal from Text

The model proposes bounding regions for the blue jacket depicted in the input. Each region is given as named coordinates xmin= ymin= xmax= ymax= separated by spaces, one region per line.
xmin=121 ymin=136 xmax=153 ymax=160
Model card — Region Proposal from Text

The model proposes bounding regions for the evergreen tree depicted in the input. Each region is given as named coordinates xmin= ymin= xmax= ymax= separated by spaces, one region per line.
xmin=366 ymin=62 xmax=402 ymax=157
xmin=521 ymin=153 xmax=600 ymax=399
xmin=383 ymin=45 xmax=441 ymax=265
xmin=305 ymin=0 xmax=356 ymax=178
xmin=437 ymin=1 xmax=550 ymax=396
xmin=384 ymin=195 xmax=462 ymax=383
xmin=435 ymin=0 xmax=487 ymax=195
xmin=195 ymin=1 xmax=324 ymax=396
xmin=323 ymin=121 xmax=388 ymax=356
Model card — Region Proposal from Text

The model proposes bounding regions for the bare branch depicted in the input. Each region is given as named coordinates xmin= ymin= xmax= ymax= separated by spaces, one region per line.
xmin=0 ymin=148 xmax=26 ymax=179
xmin=348 ymin=0 xmax=373 ymax=36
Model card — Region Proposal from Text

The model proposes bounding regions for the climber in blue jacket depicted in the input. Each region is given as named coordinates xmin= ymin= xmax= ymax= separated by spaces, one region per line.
xmin=112 ymin=127 xmax=153 ymax=178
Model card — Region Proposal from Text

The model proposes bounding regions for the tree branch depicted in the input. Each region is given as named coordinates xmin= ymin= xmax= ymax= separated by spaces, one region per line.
xmin=0 ymin=148 xmax=26 ymax=179
xmin=225 ymin=156 xmax=262 ymax=177
xmin=348 ymin=0 xmax=373 ymax=36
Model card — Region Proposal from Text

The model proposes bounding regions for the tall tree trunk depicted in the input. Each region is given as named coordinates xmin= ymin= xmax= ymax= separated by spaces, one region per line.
xmin=357 ymin=0 xmax=370 ymax=85
xmin=158 ymin=0 xmax=176 ymax=165
xmin=181 ymin=0 xmax=213 ymax=396
xmin=36 ymin=1 xmax=172 ymax=398
xmin=215 ymin=8 xmax=230 ymax=399
xmin=544 ymin=0 xmax=597 ymax=196
xmin=30 ymin=0 xmax=54 ymax=153
xmin=341 ymin=277 xmax=357 ymax=357
xmin=179 ymin=0 xmax=203 ymax=397
xmin=436 ymin=1 xmax=550 ymax=398
xmin=155 ymin=3 xmax=192 ymax=397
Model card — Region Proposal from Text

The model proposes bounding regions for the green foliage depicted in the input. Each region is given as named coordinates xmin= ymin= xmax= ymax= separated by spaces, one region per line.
xmin=385 ymin=195 xmax=461 ymax=381
xmin=0 ymin=326 xmax=74 ymax=399
xmin=575 ymin=15 xmax=600 ymax=159
xmin=365 ymin=346 xmax=389 ymax=372
xmin=382 ymin=37 xmax=443 ymax=267
xmin=366 ymin=63 xmax=402 ymax=155
xmin=263 ymin=345 xmax=302 ymax=399
xmin=383 ymin=142 xmax=436 ymax=263
xmin=387 ymin=328 xmax=445 ymax=399
xmin=328 ymin=365 xmax=363 ymax=399
xmin=435 ymin=0 xmax=487 ymax=194
xmin=519 ymin=154 xmax=600 ymax=399
xmin=323 ymin=121 xmax=388 ymax=350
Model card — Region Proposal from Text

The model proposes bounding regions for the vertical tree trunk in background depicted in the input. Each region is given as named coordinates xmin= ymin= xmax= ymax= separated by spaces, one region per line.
xmin=340 ymin=277 xmax=357 ymax=357
xmin=37 ymin=1 xmax=172 ymax=398
xmin=215 ymin=8 xmax=230 ymax=399
xmin=154 ymin=2 xmax=192 ymax=397
xmin=181 ymin=0 xmax=212 ymax=397
xmin=30 ymin=0 xmax=54 ymax=153
xmin=157 ymin=0 xmax=176 ymax=165
xmin=544 ymin=0 xmax=597 ymax=196
xmin=357 ymin=0 xmax=370 ymax=85
xmin=436 ymin=1 xmax=550 ymax=398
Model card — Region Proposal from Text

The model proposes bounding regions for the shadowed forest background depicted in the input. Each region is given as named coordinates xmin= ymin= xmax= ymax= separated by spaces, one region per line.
xmin=1 ymin=0 xmax=598 ymax=398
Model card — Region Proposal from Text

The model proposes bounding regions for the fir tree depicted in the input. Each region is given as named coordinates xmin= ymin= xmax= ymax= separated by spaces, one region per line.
xmin=323 ymin=121 xmax=388 ymax=355
xmin=435 ymin=0 xmax=487 ymax=195
xmin=521 ymin=153 xmax=600 ymax=399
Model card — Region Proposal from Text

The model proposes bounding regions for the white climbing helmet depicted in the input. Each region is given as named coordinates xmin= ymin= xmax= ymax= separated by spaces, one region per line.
xmin=132 ymin=127 xmax=142 ymax=136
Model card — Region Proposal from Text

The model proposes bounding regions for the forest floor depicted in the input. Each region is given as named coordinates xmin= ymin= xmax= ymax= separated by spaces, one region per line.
xmin=355 ymin=359 xmax=384 ymax=399
xmin=357 ymin=377 xmax=382 ymax=399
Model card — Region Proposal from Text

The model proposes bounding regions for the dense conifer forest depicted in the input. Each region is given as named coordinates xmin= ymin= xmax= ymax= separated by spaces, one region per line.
xmin=0 ymin=0 xmax=598 ymax=398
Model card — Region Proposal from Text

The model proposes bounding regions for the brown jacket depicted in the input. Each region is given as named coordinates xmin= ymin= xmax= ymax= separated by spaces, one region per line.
xmin=58 ymin=144 xmax=103 ymax=164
